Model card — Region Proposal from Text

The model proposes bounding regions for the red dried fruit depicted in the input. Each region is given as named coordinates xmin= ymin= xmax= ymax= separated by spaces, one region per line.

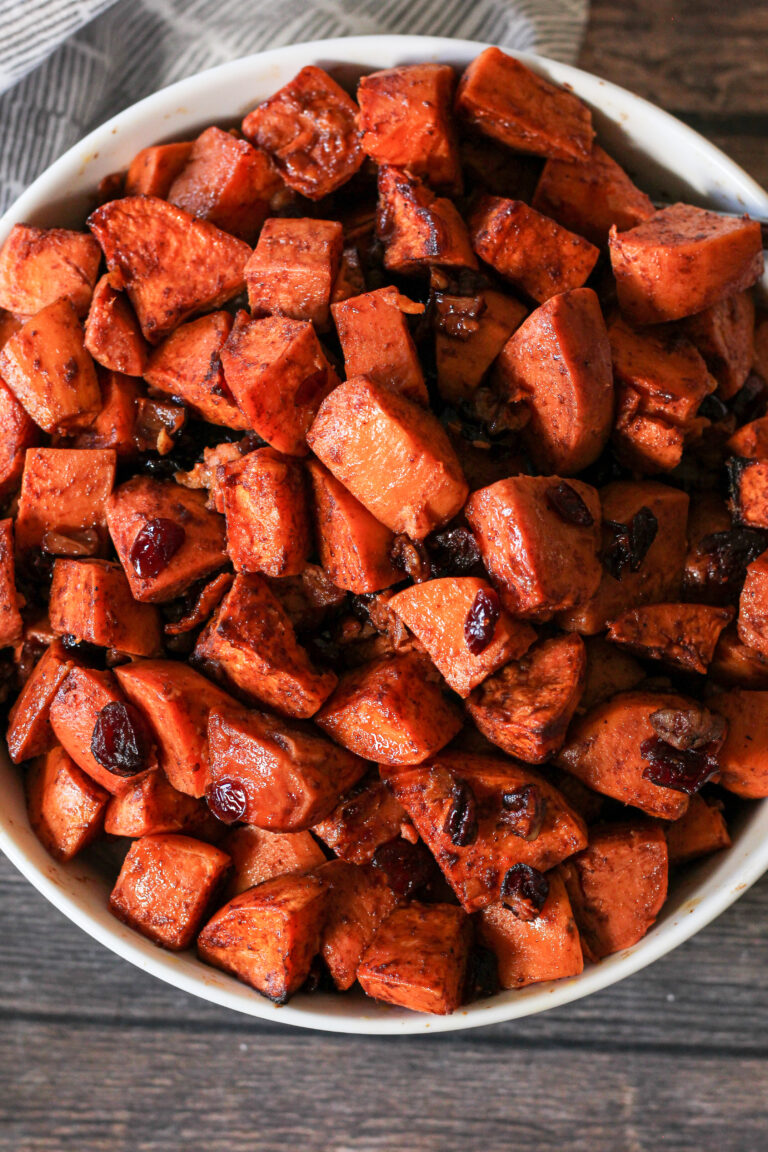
xmin=91 ymin=700 xmax=154 ymax=777
xmin=464 ymin=588 xmax=500 ymax=655
xmin=628 ymin=506 xmax=659 ymax=570
xmin=499 ymin=784 xmax=544 ymax=840
xmin=129 ymin=517 xmax=186 ymax=579
xmin=696 ymin=528 xmax=768 ymax=596
xmin=500 ymin=863 xmax=550 ymax=921
xmin=371 ymin=837 xmax=436 ymax=899
xmin=602 ymin=506 xmax=658 ymax=580
xmin=428 ymin=527 xmax=481 ymax=574
xmin=640 ymin=736 xmax=719 ymax=795
xmin=206 ymin=777 xmax=248 ymax=824
xmin=443 ymin=778 xmax=479 ymax=847
xmin=545 ymin=481 xmax=594 ymax=527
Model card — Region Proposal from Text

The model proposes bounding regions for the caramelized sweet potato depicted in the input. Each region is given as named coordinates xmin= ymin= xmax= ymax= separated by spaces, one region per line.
xmin=15 ymin=447 xmax=116 ymax=555
xmin=72 ymin=370 xmax=140 ymax=457
xmin=331 ymin=287 xmax=427 ymax=405
xmin=708 ymin=688 xmax=768 ymax=797
xmin=6 ymin=640 xmax=73 ymax=763
xmin=221 ymin=825 xmax=327 ymax=898
xmin=609 ymin=203 xmax=763 ymax=325
xmin=0 ymin=519 xmax=22 ymax=649
xmin=664 ymin=794 xmax=730 ymax=866
xmin=307 ymin=375 xmax=468 ymax=540
xmin=246 ymin=218 xmax=343 ymax=330
xmin=683 ymin=291 xmax=755 ymax=400
xmin=727 ymin=415 xmax=768 ymax=460
xmin=110 ymin=833 xmax=230 ymax=950
xmin=143 ymin=311 xmax=246 ymax=429
xmin=124 ymin=142 xmax=193 ymax=197
xmin=579 ymin=636 xmax=645 ymax=712
xmin=376 ymin=166 xmax=477 ymax=275
xmin=739 ymin=551 xmax=768 ymax=657
xmin=710 ymin=625 xmax=768 ymax=689
xmin=103 ymin=770 xmax=207 ymax=838
xmin=84 ymin=274 xmax=148 ymax=376
xmin=320 ymin=859 xmax=399 ymax=991
xmin=0 ymin=224 xmax=101 ymax=317
xmin=728 ymin=458 xmax=768 ymax=529
xmin=435 ymin=285 xmax=525 ymax=404
xmin=26 ymin=745 xmax=108 ymax=861
xmin=610 ymin=599 xmax=736 ymax=669
xmin=49 ymin=558 xmax=162 ymax=657
xmin=312 ymin=771 xmax=414 ymax=864
xmin=222 ymin=447 xmax=310 ymax=577
xmin=0 ymin=378 xmax=38 ymax=499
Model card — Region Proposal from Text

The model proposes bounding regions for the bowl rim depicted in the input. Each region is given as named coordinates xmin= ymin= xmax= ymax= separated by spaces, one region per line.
xmin=2 ymin=32 xmax=768 ymax=1036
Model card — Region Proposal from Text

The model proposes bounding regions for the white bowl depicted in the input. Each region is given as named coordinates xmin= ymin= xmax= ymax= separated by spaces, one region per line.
xmin=2 ymin=34 xmax=767 ymax=1036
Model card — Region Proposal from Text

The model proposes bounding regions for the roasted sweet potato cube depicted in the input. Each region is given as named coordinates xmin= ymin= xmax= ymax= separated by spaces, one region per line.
xmin=0 ymin=519 xmax=22 ymax=649
xmin=708 ymin=688 xmax=768 ymax=797
xmin=87 ymin=196 xmax=252 ymax=343
xmin=389 ymin=577 xmax=536 ymax=698
xmin=242 ymin=65 xmax=363 ymax=200
xmin=376 ymin=166 xmax=477 ymax=275
xmin=222 ymin=448 xmax=310 ymax=577
xmin=729 ymin=458 xmax=768 ymax=529
xmin=15 ymin=447 xmax=116 ymax=555
xmin=246 ymin=218 xmax=343 ymax=330
xmin=0 ymin=224 xmax=101 ymax=317
xmin=104 ymin=770 xmax=207 ymax=838
xmin=609 ymin=203 xmax=763 ymax=325
xmin=197 ymin=871 xmax=327 ymax=1000
xmin=308 ymin=376 xmax=468 ymax=540
xmin=436 ymin=285 xmax=525 ymax=404
xmin=381 ymin=752 xmax=587 ymax=912
xmin=710 ymin=625 xmax=768 ymax=689
xmin=470 ymin=197 xmax=599 ymax=304
xmin=26 ymin=745 xmax=108 ymax=861
xmin=312 ymin=771 xmax=414 ymax=864
xmin=467 ymin=634 xmax=585 ymax=763
xmin=106 ymin=476 xmax=226 ymax=602
xmin=727 ymin=415 xmax=768 ymax=460
xmin=124 ymin=142 xmax=193 ymax=197
xmin=494 ymin=288 xmax=613 ymax=474
xmin=6 ymin=640 xmax=73 ymax=763
xmin=455 ymin=47 xmax=594 ymax=162
xmin=607 ymin=602 xmax=733 ymax=674
xmin=143 ymin=311 xmax=246 ymax=429
xmin=49 ymin=558 xmax=162 ymax=657
xmin=306 ymin=459 xmax=399 ymax=594
xmin=194 ymin=574 xmax=337 ymax=718
xmin=357 ymin=901 xmax=470 ymax=1014
xmin=221 ymin=825 xmax=327 ymax=899
xmin=0 ymin=378 xmax=38 ymax=499
xmin=315 ymin=654 xmax=462 ymax=766
xmin=110 ymin=833 xmax=230 ymax=951
xmin=559 ymin=481 xmax=690 ymax=634
xmin=0 ymin=298 xmax=100 ymax=434
xmin=682 ymin=291 xmax=755 ymax=399
xmin=465 ymin=475 xmax=602 ymax=619
xmin=320 ymin=859 xmax=399 ymax=992
xmin=84 ymin=275 xmax=148 ymax=377
xmin=478 ymin=870 xmax=583 ymax=989
xmin=331 ymin=287 xmax=427 ymax=404
xmin=739 ymin=550 xmax=768 ymax=657
xmin=71 ymin=370 xmax=140 ymax=456
xmin=220 ymin=313 xmax=338 ymax=456
xmin=664 ymin=794 xmax=731 ymax=866
xmin=579 ymin=636 xmax=645 ymax=713
xmin=560 ymin=822 xmax=668 ymax=960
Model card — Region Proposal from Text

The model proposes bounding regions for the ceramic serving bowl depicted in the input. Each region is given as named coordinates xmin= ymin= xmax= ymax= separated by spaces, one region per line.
xmin=1 ymin=34 xmax=767 ymax=1036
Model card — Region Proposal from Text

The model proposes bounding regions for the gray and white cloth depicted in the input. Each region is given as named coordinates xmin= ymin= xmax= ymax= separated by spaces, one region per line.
xmin=0 ymin=0 xmax=588 ymax=214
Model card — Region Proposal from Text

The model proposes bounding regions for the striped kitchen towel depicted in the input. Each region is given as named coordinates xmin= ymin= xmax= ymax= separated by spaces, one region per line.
xmin=0 ymin=0 xmax=588 ymax=213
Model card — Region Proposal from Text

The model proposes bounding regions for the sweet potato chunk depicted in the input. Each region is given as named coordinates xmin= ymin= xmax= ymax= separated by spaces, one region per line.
xmin=331 ymin=287 xmax=427 ymax=404
xmin=708 ymin=688 xmax=768 ymax=797
xmin=738 ymin=550 xmax=768 ymax=657
xmin=49 ymin=558 xmax=162 ymax=657
xmin=607 ymin=602 xmax=733 ymax=673
xmin=494 ymin=288 xmax=613 ymax=473
xmin=0 ymin=519 xmax=22 ymax=649
xmin=143 ymin=311 xmax=246 ymax=429
xmin=307 ymin=375 xmax=468 ymax=540
xmin=103 ymin=771 xmax=207 ymax=838
xmin=315 ymin=654 xmax=462 ymax=766
xmin=6 ymin=640 xmax=73 ymax=763
xmin=470 ymin=197 xmax=599 ymax=304
xmin=561 ymin=822 xmax=668 ymax=959
xmin=0 ymin=378 xmax=38 ymax=499
xmin=665 ymin=794 xmax=731 ymax=866
xmin=467 ymin=634 xmax=586 ymax=763
xmin=242 ymin=65 xmax=363 ymax=200
xmin=84 ymin=274 xmax=148 ymax=376
xmin=609 ymin=203 xmax=763 ymax=325
xmin=388 ymin=577 xmax=536 ymax=698
xmin=376 ymin=166 xmax=477 ymax=275
xmin=579 ymin=636 xmax=644 ymax=712
xmin=357 ymin=902 xmax=470 ymax=1015
xmin=381 ymin=752 xmax=587 ymax=912
xmin=245 ymin=218 xmax=343 ymax=330
xmin=312 ymin=771 xmax=414 ymax=864
xmin=455 ymin=48 xmax=594 ymax=162
xmin=478 ymin=870 xmax=583 ymax=989
xmin=358 ymin=64 xmax=460 ymax=192
xmin=465 ymin=475 xmax=602 ymax=618
xmin=435 ymin=283 xmax=525 ymax=404
xmin=0 ymin=298 xmax=100 ymax=434
xmin=221 ymin=825 xmax=327 ymax=898
xmin=106 ymin=476 xmax=226 ymax=602
xmin=222 ymin=447 xmax=310 ymax=577
xmin=683 ymin=291 xmax=755 ymax=399
xmin=72 ymin=370 xmax=140 ymax=457
xmin=710 ymin=625 xmax=768 ymax=689
xmin=110 ymin=833 xmax=230 ymax=950
xmin=124 ymin=142 xmax=193 ymax=197
xmin=220 ymin=313 xmax=338 ymax=456
xmin=194 ymin=574 xmax=337 ymax=718
xmin=320 ymin=860 xmax=399 ymax=992
xmin=87 ymin=196 xmax=252 ymax=343
xmin=727 ymin=415 xmax=768 ymax=460
xmin=0 ymin=224 xmax=101 ymax=317
xmin=26 ymin=745 xmax=108 ymax=861
xmin=15 ymin=447 xmax=116 ymax=555
xmin=728 ymin=458 xmax=768 ymax=528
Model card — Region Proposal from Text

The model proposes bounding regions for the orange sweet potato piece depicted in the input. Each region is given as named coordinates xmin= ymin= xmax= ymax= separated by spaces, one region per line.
xmin=709 ymin=688 xmax=768 ymax=797
xmin=221 ymin=825 xmax=327 ymax=899
xmin=245 ymin=218 xmax=343 ymax=330
xmin=609 ymin=203 xmax=763 ymax=325
xmin=6 ymin=640 xmax=73 ymax=763
xmin=143 ymin=311 xmax=246 ymax=429
xmin=727 ymin=415 xmax=768 ymax=459
xmin=455 ymin=47 xmax=594 ymax=162
xmin=331 ymin=287 xmax=427 ymax=404
xmin=194 ymin=574 xmax=337 ymax=718
xmin=198 ymin=871 xmax=326 ymax=1000
xmin=320 ymin=859 xmax=399 ymax=992
xmin=728 ymin=458 xmax=768 ymax=528
xmin=382 ymin=752 xmax=587 ymax=912
xmin=222 ymin=447 xmax=310 ymax=577
xmin=0 ymin=378 xmax=38 ymax=499
xmin=579 ymin=636 xmax=644 ymax=712
xmin=466 ymin=634 xmax=586 ymax=763
xmin=607 ymin=602 xmax=733 ymax=674
xmin=124 ymin=142 xmax=193 ymax=197
xmin=110 ymin=833 xmax=230 ymax=951
xmin=358 ymin=64 xmax=460 ymax=192
xmin=72 ymin=370 xmax=140 ymax=457
xmin=465 ymin=475 xmax=602 ymax=618
xmin=106 ymin=476 xmax=226 ymax=602
xmin=84 ymin=274 xmax=148 ymax=376
xmin=470 ymin=197 xmax=599 ymax=304
xmin=312 ymin=771 xmax=414 ymax=864
xmin=357 ymin=901 xmax=471 ymax=1014
xmin=739 ymin=550 xmax=768 ymax=657
xmin=307 ymin=375 xmax=468 ymax=540
xmin=494 ymin=288 xmax=613 ymax=473
xmin=664 ymin=794 xmax=731 ymax=866
xmin=0 ymin=224 xmax=101 ymax=317
xmin=26 ymin=745 xmax=108 ymax=861
xmin=710 ymin=625 xmax=768 ymax=689
xmin=478 ymin=870 xmax=583 ymax=989
xmin=682 ymin=291 xmax=755 ymax=399
xmin=315 ymin=653 xmax=462 ymax=766
xmin=389 ymin=577 xmax=536 ymax=698
xmin=0 ymin=519 xmax=22 ymax=649
xmin=560 ymin=822 xmax=668 ymax=959
xmin=87 ymin=196 xmax=252 ymax=343
xmin=242 ymin=65 xmax=363 ymax=200
xmin=220 ymin=313 xmax=338 ymax=456
xmin=0 ymin=298 xmax=101 ymax=434
xmin=376 ymin=165 xmax=477 ymax=275
xmin=103 ymin=770 xmax=207 ymax=838
xmin=15 ymin=447 xmax=116 ymax=555
xmin=49 ymin=558 xmax=162 ymax=657
xmin=435 ymin=284 xmax=525 ymax=404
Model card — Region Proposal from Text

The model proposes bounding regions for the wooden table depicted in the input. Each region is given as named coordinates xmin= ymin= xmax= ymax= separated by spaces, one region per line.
xmin=2 ymin=3 xmax=767 ymax=1149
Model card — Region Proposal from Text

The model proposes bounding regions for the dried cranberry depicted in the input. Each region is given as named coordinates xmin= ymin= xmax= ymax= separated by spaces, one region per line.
xmin=499 ymin=784 xmax=544 ymax=841
xmin=697 ymin=528 xmax=768 ymax=592
xmin=390 ymin=535 xmax=431 ymax=583
xmin=602 ymin=519 xmax=633 ymax=580
xmin=629 ymin=506 xmax=658 ymax=570
xmin=91 ymin=701 xmax=153 ymax=777
xmin=129 ymin=518 xmax=186 ymax=579
xmin=371 ymin=837 xmax=435 ymax=899
xmin=464 ymin=588 xmax=500 ymax=656
xmin=206 ymin=778 xmax=248 ymax=824
xmin=640 ymin=736 xmax=719 ymax=795
xmin=465 ymin=945 xmax=501 ymax=1002
xmin=649 ymin=706 xmax=726 ymax=751
xmin=428 ymin=527 xmax=481 ymax=574
xmin=545 ymin=482 xmax=594 ymax=527
xmin=500 ymin=863 xmax=549 ymax=921
xmin=602 ymin=506 xmax=658 ymax=579
xmin=443 ymin=779 xmax=479 ymax=847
